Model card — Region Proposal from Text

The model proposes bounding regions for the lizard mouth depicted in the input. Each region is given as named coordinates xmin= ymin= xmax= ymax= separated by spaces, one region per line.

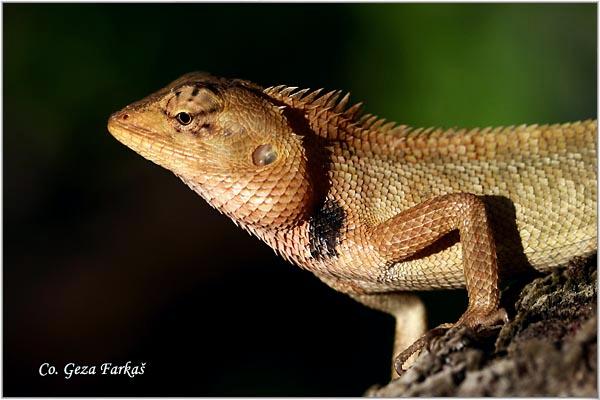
xmin=106 ymin=110 xmax=173 ymax=158
xmin=107 ymin=109 xmax=198 ymax=165
xmin=107 ymin=110 xmax=155 ymax=141
xmin=106 ymin=110 xmax=169 ymax=166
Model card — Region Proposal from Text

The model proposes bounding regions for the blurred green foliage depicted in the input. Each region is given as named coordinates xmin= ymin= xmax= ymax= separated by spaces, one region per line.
xmin=4 ymin=4 xmax=596 ymax=219
xmin=5 ymin=3 xmax=596 ymax=220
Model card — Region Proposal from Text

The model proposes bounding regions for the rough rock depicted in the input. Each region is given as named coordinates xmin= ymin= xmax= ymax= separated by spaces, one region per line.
xmin=366 ymin=255 xmax=597 ymax=397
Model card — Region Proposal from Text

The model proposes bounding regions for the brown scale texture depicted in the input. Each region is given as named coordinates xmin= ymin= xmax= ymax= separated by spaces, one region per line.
xmin=265 ymin=85 xmax=596 ymax=295
xmin=108 ymin=72 xmax=597 ymax=331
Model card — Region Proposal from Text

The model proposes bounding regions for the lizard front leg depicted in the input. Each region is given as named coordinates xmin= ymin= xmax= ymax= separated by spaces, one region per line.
xmin=350 ymin=292 xmax=427 ymax=377
xmin=370 ymin=193 xmax=508 ymax=373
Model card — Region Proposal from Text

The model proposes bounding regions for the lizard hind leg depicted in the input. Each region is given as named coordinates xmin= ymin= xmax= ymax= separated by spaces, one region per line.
xmin=371 ymin=192 xmax=510 ymax=374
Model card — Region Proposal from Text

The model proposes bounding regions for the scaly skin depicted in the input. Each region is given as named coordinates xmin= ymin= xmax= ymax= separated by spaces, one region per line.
xmin=107 ymin=72 xmax=597 ymax=375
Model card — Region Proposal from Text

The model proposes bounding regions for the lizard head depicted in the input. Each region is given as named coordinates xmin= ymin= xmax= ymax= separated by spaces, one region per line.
xmin=107 ymin=72 xmax=315 ymax=229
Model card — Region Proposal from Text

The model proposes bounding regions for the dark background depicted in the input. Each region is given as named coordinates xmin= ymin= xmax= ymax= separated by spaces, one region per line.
xmin=3 ymin=3 xmax=596 ymax=396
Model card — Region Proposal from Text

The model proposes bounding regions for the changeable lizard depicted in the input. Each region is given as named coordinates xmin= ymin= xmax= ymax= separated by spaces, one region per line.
xmin=107 ymin=72 xmax=597 ymax=375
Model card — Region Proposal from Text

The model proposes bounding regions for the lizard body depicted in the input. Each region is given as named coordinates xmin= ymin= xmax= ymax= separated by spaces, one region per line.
xmin=108 ymin=72 xmax=597 ymax=374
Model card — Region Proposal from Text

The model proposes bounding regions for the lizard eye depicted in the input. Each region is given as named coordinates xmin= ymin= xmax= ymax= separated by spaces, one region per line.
xmin=176 ymin=112 xmax=193 ymax=125
xmin=252 ymin=144 xmax=277 ymax=166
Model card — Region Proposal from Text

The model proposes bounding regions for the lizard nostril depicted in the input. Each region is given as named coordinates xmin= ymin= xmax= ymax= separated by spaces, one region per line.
xmin=121 ymin=114 xmax=129 ymax=120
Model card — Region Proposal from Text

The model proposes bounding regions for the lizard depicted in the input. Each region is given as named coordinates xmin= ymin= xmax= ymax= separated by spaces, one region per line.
xmin=107 ymin=72 xmax=597 ymax=376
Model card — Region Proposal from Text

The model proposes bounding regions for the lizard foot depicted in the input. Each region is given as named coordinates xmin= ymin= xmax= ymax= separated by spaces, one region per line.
xmin=456 ymin=306 xmax=508 ymax=330
xmin=393 ymin=307 xmax=508 ymax=375
xmin=393 ymin=323 xmax=452 ymax=375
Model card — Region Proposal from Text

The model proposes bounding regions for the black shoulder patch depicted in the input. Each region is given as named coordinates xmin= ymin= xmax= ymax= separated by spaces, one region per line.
xmin=308 ymin=199 xmax=346 ymax=260
xmin=276 ymin=102 xmax=342 ymax=261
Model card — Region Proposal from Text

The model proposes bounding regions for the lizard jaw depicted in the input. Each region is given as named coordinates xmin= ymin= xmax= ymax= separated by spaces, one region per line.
xmin=107 ymin=110 xmax=196 ymax=172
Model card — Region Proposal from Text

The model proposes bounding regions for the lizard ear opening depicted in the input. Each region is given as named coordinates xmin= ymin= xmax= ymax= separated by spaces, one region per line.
xmin=252 ymin=144 xmax=277 ymax=166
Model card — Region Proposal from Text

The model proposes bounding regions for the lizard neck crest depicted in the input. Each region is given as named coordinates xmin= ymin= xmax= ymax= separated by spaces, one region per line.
xmin=263 ymin=85 xmax=409 ymax=141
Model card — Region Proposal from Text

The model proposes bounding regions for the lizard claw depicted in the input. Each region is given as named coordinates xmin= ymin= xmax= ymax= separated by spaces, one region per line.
xmin=393 ymin=308 xmax=509 ymax=375
xmin=393 ymin=325 xmax=451 ymax=375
